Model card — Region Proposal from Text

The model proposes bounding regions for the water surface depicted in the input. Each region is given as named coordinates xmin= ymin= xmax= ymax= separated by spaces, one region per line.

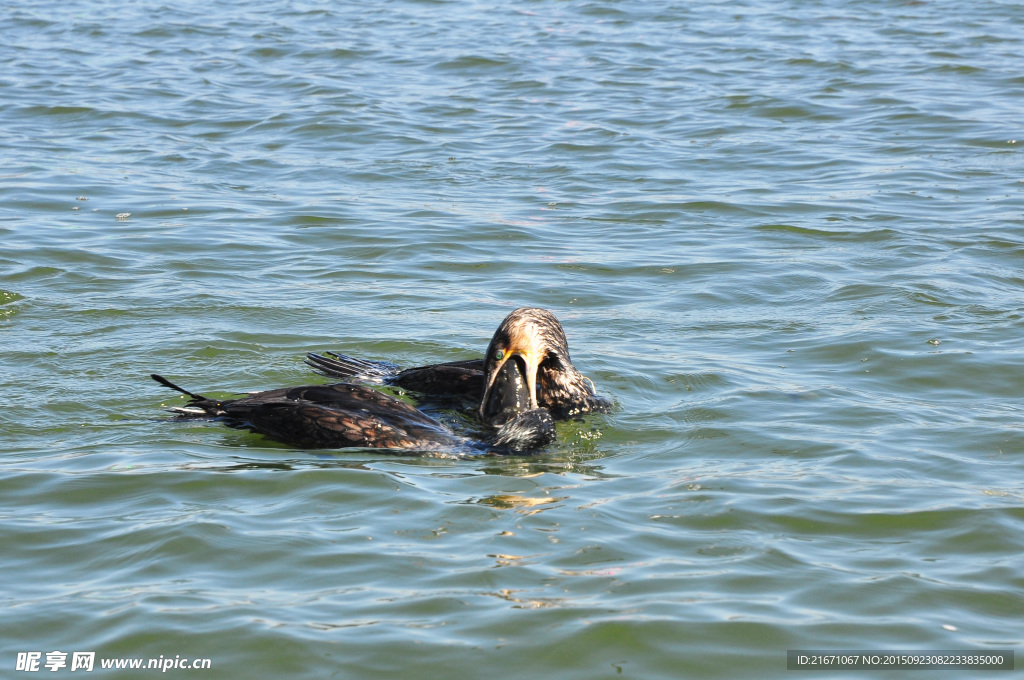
xmin=2 ymin=0 xmax=1023 ymax=677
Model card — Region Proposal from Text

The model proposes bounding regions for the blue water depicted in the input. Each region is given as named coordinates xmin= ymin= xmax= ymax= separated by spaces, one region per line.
xmin=2 ymin=0 xmax=1023 ymax=678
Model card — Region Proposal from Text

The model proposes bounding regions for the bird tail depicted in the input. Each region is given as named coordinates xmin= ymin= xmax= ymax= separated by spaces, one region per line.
xmin=304 ymin=352 xmax=398 ymax=383
xmin=151 ymin=374 xmax=224 ymax=416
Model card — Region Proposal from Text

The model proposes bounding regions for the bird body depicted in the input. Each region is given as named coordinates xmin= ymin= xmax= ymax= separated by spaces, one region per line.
xmin=153 ymin=307 xmax=607 ymax=454
xmin=151 ymin=369 xmax=553 ymax=454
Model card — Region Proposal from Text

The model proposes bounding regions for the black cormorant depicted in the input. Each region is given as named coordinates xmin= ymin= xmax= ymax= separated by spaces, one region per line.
xmin=151 ymin=354 xmax=553 ymax=453
xmin=306 ymin=307 xmax=611 ymax=420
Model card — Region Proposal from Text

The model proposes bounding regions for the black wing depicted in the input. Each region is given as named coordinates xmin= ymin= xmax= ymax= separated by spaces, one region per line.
xmin=236 ymin=400 xmax=457 ymax=450
xmin=221 ymin=383 xmax=460 ymax=450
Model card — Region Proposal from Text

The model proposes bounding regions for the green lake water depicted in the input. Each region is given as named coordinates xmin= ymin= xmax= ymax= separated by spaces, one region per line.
xmin=1 ymin=0 xmax=1022 ymax=677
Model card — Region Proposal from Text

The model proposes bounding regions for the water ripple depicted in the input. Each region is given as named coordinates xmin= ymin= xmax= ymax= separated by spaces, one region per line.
xmin=2 ymin=0 xmax=1023 ymax=676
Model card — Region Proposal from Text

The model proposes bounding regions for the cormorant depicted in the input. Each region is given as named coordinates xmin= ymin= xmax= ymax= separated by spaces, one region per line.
xmin=151 ymin=353 xmax=554 ymax=453
xmin=305 ymin=307 xmax=611 ymax=420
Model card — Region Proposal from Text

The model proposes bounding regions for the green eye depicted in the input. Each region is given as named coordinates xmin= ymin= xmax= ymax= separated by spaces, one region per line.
xmin=493 ymin=349 xmax=505 ymax=361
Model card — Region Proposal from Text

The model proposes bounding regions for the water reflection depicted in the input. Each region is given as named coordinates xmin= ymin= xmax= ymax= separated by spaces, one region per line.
xmin=172 ymin=448 xmax=614 ymax=486
xmin=475 ymin=493 xmax=567 ymax=514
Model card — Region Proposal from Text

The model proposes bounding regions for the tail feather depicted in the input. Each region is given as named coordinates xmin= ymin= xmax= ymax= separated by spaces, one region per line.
xmin=151 ymin=373 xmax=207 ymax=401
xmin=151 ymin=374 xmax=229 ymax=419
xmin=304 ymin=352 xmax=398 ymax=383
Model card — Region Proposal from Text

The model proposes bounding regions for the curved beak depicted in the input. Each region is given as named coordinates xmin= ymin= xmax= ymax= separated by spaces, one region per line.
xmin=479 ymin=346 xmax=543 ymax=421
